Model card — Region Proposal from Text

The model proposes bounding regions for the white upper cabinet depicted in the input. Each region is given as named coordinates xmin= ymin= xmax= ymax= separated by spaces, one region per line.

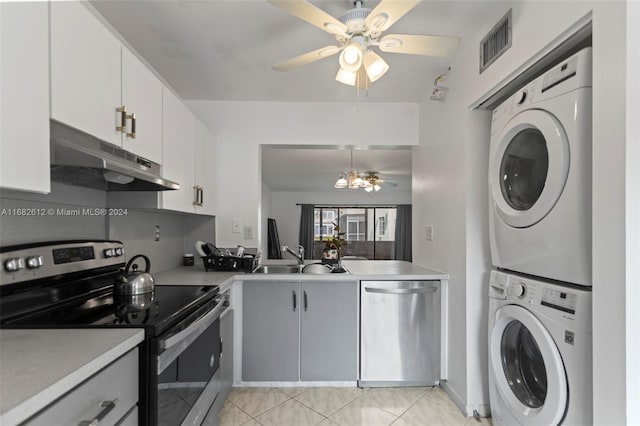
xmin=50 ymin=2 xmax=162 ymax=163
xmin=0 ymin=2 xmax=51 ymax=193
xmin=161 ymin=88 xmax=196 ymax=213
xmin=121 ymin=48 xmax=163 ymax=163
xmin=50 ymin=1 xmax=121 ymax=146
xmin=194 ymin=121 xmax=217 ymax=216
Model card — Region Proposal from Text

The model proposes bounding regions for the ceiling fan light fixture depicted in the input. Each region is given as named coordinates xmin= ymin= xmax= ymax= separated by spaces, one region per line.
xmin=373 ymin=184 xmax=381 ymax=192
xmin=336 ymin=67 xmax=357 ymax=86
xmin=364 ymin=185 xmax=373 ymax=192
xmin=352 ymin=174 xmax=365 ymax=188
xmin=363 ymin=51 xmax=389 ymax=82
xmin=339 ymin=41 xmax=364 ymax=72
xmin=334 ymin=173 xmax=348 ymax=188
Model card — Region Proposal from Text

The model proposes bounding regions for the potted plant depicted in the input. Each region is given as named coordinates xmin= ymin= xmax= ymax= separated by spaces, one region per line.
xmin=322 ymin=222 xmax=345 ymax=263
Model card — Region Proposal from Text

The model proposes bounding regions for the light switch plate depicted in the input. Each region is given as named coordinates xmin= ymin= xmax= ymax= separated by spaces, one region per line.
xmin=244 ymin=225 xmax=254 ymax=240
xmin=232 ymin=219 xmax=242 ymax=233
xmin=426 ymin=225 xmax=434 ymax=241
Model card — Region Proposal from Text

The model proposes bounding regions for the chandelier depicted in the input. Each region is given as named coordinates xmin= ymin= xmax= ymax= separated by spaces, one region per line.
xmin=334 ymin=151 xmax=381 ymax=192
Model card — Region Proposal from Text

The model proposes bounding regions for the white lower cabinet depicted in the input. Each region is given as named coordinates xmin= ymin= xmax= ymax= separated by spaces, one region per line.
xmin=27 ymin=348 xmax=138 ymax=426
xmin=243 ymin=280 xmax=358 ymax=382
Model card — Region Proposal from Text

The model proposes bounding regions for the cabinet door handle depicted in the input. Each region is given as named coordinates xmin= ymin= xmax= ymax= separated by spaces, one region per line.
xmin=115 ymin=106 xmax=127 ymax=133
xmin=193 ymin=186 xmax=204 ymax=206
xmin=303 ymin=290 xmax=308 ymax=311
xmin=193 ymin=186 xmax=200 ymax=206
xmin=292 ymin=290 xmax=297 ymax=312
xmin=78 ymin=399 xmax=118 ymax=426
xmin=364 ymin=287 xmax=438 ymax=295
xmin=126 ymin=112 xmax=136 ymax=139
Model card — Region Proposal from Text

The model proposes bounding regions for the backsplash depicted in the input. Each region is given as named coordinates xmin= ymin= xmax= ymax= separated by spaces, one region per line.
xmin=0 ymin=183 xmax=215 ymax=273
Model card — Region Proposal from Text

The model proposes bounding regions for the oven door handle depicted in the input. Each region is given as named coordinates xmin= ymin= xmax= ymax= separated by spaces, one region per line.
xmin=159 ymin=298 xmax=225 ymax=351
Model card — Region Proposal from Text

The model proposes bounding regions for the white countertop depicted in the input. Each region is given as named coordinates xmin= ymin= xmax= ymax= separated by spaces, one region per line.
xmin=154 ymin=260 xmax=448 ymax=289
xmin=0 ymin=328 xmax=144 ymax=426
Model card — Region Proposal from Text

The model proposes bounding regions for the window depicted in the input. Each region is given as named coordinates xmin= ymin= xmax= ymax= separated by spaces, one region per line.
xmin=313 ymin=206 xmax=398 ymax=259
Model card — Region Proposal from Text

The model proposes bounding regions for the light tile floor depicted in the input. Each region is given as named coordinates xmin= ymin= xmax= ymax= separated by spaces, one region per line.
xmin=219 ymin=386 xmax=492 ymax=426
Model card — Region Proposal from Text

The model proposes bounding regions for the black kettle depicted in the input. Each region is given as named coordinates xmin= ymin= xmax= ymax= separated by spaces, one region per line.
xmin=116 ymin=254 xmax=155 ymax=295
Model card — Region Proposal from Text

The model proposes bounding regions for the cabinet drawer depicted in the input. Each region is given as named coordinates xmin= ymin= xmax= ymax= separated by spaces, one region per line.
xmin=27 ymin=348 xmax=138 ymax=426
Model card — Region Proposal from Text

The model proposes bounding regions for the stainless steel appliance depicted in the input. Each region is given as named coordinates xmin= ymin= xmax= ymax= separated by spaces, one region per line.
xmin=0 ymin=240 xmax=227 ymax=426
xmin=359 ymin=280 xmax=441 ymax=386
xmin=50 ymin=120 xmax=180 ymax=191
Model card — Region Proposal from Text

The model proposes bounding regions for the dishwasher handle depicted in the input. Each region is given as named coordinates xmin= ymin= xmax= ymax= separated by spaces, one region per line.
xmin=364 ymin=286 xmax=438 ymax=295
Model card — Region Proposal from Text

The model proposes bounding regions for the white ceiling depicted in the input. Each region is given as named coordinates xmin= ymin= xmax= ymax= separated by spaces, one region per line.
xmin=91 ymin=0 xmax=499 ymax=103
xmin=261 ymin=147 xmax=413 ymax=192
xmin=91 ymin=1 xmax=496 ymax=192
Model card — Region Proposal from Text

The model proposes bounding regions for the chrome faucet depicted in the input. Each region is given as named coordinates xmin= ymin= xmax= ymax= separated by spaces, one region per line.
xmin=282 ymin=245 xmax=305 ymax=265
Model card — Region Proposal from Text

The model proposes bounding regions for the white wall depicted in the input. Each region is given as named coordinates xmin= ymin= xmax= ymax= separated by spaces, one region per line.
xmin=270 ymin=190 xmax=411 ymax=254
xmin=413 ymin=0 xmax=635 ymax=423
xmin=187 ymin=101 xmax=419 ymax=251
xmin=625 ymin=2 xmax=640 ymax=423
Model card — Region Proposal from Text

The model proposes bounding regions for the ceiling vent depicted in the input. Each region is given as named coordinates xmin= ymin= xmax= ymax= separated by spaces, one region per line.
xmin=479 ymin=9 xmax=512 ymax=74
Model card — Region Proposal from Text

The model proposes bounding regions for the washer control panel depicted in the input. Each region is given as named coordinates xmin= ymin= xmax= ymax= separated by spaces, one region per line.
xmin=541 ymin=287 xmax=577 ymax=315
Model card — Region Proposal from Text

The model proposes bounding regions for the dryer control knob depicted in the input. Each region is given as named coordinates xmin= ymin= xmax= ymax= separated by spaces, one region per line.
xmin=512 ymin=282 xmax=526 ymax=298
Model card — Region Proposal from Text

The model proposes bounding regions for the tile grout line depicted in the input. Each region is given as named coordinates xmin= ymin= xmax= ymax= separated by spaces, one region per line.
xmin=225 ymin=399 xmax=257 ymax=425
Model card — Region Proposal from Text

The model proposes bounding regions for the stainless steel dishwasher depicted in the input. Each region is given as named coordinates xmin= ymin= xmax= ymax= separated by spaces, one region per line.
xmin=359 ymin=280 xmax=440 ymax=386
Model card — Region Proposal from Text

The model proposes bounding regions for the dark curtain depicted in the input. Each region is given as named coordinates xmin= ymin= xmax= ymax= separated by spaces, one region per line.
xmin=299 ymin=204 xmax=314 ymax=259
xmin=394 ymin=204 xmax=412 ymax=261
xmin=267 ymin=218 xmax=282 ymax=259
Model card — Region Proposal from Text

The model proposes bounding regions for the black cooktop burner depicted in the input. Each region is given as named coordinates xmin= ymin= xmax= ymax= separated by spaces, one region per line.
xmin=1 ymin=284 xmax=218 ymax=337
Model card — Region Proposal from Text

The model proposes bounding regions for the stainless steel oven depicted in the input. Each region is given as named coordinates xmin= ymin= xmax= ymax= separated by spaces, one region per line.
xmin=154 ymin=293 xmax=226 ymax=426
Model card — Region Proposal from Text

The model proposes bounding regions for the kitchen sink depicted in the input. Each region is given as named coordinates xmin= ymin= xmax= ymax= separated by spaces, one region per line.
xmin=251 ymin=264 xmax=303 ymax=274
xmin=251 ymin=263 xmax=350 ymax=274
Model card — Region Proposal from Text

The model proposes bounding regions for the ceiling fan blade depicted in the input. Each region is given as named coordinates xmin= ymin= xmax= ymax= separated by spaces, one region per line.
xmin=268 ymin=0 xmax=348 ymax=37
xmin=273 ymin=45 xmax=342 ymax=72
xmin=365 ymin=0 xmax=421 ymax=34
xmin=379 ymin=34 xmax=460 ymax=57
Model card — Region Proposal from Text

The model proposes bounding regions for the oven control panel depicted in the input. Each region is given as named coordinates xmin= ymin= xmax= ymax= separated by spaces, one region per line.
xmin=1 ymin=241 xmax=125 ymax=286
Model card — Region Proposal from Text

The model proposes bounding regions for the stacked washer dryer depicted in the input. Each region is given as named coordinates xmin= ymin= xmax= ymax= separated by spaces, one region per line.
xmin=487 ymin=47 xmax=593 ymax=425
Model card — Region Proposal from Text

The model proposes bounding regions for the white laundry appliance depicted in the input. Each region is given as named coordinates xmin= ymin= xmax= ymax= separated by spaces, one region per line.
xmin=489 ymin=48 xmax=592 ymax=286
xmin=488 ymin=270 xmax=592 ymax=425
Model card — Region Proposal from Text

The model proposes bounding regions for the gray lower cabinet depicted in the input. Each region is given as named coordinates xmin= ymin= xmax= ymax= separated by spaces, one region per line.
xmin=242 ymin=280 xmax=357 ymax=382
xmin=300 ymin=281 xmax=358 ymax=381
xmin=27 ymin=348 xmax=138 ymax=426
xmin=243 ymin=281 xmax=300 ymax=381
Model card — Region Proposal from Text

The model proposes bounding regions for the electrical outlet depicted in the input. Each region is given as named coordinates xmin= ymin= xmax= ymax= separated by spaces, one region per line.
xmin=426 ymin=225 xmax=434 ymax=241
xmin=155 ymin=225 xmax=160 ymax=242
xmin=244 ymin=225 xmax=254 ymax=240
xmin=232 ymin=219 xmax=242 ymax=233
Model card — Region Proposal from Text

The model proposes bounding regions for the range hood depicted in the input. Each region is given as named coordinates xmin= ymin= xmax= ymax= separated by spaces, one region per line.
xmin=50 ymin=120 xmax=179 ymax=191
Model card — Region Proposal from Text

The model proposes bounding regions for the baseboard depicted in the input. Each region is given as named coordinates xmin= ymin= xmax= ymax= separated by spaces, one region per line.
xmin=439 ymin=380 xmax=491 ymax=418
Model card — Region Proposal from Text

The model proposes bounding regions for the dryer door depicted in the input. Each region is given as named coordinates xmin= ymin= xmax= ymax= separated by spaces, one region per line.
xmin=489 ymin=109 xmax=569 ymax=228
xmin=490 ymin=305 xmax=568 ymax=425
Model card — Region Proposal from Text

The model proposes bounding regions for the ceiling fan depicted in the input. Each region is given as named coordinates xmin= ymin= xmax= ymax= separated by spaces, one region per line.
xmin=268 ymin=0 xmax=461 ymax=88
xmin=364 ymin=171 xmax=397 ymax=191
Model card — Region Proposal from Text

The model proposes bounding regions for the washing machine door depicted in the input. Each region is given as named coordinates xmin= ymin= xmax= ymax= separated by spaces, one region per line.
xmin=490 ymin=305 xmax=568 ymax=425
xmin=489 ymin=109 xmax=569 ymax=228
